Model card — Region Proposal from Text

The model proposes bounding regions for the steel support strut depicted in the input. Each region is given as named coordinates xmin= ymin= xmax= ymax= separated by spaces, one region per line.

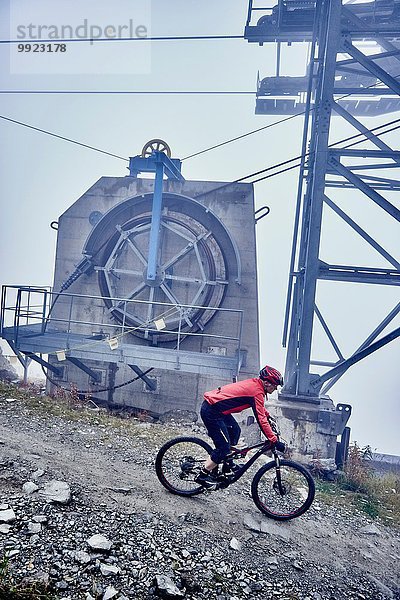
xmin=245 ymin=0 xmax=400 ymax=398
xmin=295 ymin=0 xmax=343 ymax=395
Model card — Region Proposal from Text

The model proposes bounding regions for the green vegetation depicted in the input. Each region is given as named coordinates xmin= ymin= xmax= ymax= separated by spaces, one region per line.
xmin=316 ymin=442 xmax=400 ymax=525
xmin=0 ymin=556 xmax=56 ymax=599
xmin=0 ymin=381 xmax=184 ymax=449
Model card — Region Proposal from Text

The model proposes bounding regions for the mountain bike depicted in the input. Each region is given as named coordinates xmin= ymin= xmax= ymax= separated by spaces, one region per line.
xmin=155 ymin=425 xmax=315 ymax=521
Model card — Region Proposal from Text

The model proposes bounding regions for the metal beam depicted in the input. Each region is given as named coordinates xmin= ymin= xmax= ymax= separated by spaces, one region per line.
xmin=321 ymin=302 xmax=400 ymax=394
xmin=318 ymin=264 xmax=400 ymax=286
xmin=323 ymin=195 xmax=400 ymax=270
xmin=24 ymin=352 xmax=63 ymax=377
xmin=295 ymin=0 xmax=343 ymax=395
xmin=310 ymin=327 xmax=400 ymax=392
xmin=328 ymin=157 xmax=400 ymax=221
xmin=128 ymin=364 xmax=157 ymax=391
xmin=66 ymin=356 xmax=101 ymax=383
xmin=332 ymin=102 xmax=400 ymax=162
xmin=341 ymin=40 xmax=400 ymax=96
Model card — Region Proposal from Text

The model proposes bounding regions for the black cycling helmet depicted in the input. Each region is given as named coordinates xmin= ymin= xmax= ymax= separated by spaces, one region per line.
xmin=259 ymin=365 xmax=283 ymax=387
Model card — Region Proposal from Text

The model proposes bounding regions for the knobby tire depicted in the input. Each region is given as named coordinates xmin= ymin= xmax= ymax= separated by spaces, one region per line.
xmin=251 ymin=459 xmax=315 ymax=521
xmin=155 ymin=436 xmax=213 ymax=496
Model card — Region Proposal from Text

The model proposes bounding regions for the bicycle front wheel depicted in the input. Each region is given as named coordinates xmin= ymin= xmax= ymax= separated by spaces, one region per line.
xmin=155 ymin=436 xmax=213 ymax=496
xmin=251 ymin=459 xmax=315 ymax=521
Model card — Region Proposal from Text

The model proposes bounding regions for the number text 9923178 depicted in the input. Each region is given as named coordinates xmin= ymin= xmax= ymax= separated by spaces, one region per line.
xmin=17 ymin=43 xmax=67 ymax=52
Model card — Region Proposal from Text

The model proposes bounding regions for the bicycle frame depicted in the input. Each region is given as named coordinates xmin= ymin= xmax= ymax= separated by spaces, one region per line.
xmin=218 ymin=441 xmax=281 ymax=489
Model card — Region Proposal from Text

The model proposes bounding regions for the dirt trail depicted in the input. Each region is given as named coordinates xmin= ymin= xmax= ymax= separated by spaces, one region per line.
xmin=0 ymin=393 xmax=399 ymax=599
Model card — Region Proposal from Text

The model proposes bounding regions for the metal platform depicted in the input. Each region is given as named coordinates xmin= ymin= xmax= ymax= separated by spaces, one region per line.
xmin=0 ymin=286 xmax=244 ymax=381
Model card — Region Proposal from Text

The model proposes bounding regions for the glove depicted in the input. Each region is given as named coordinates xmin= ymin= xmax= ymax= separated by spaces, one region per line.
xmin=274 ymin=440 xmax=286 ymax=453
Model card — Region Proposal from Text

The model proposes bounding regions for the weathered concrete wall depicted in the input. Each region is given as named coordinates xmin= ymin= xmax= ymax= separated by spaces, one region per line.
xmin=268 ymin=396 xmax=344 ymax=468
xmin=49 ymin=176 xmax=260 ymax=416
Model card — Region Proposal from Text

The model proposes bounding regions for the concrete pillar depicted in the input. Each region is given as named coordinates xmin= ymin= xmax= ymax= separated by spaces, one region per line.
xmin=268 ymin=394 xmax=351 ymax=470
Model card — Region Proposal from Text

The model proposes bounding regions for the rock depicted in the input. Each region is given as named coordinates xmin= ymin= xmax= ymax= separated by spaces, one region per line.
xmin=292 ymin=560 xmax=304 ymax=571
xmin=155 ymin=574 xmax=185 ymax=598
xmin=22 ymin=481 xmax=39 ymax=494
xmin=359 ymin=524 xmax=381 ymax=536
xmin=108 ymin=487 xmax=132 ymax=494
xmin=103 ymin=587 xmax=119 ymax=600
xmin=32 ymin=515 xmax=48 ymax=523
xmin=55 ymin=580 xmax=68 ymax=590
xmin=243 ymin=514 xmax=261 ymax=532
xmin=309 ymin=458 xmax=337 ymax=472
xmin=230 ymin=537 xmax=242 ymax=551
xmin=100 ymin=563 xmax=121 ymax=576
xmin=27 ymin=522 xmax=41 ymax=534
xmin=87 ymin=534 xmax=113 ymax=551
xmin=0 ymin=524 xmax=11 ymax=534
xmin=260 ymin=520 xmax=291 ymax=541
xmin=32 ymin=469 xmax=45 ymax=480
xmin=0 ymin=508 xmax=16 ymax=523
xmin=74 ymin=550 xmax=92 ymax=564
xmin=39 ymin=480 xmax=71 ymax=504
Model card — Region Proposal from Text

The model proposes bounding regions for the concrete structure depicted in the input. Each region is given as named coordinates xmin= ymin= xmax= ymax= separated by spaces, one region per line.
xmin=268 ymin=397 xmax=351 ymax=469
xmin=48 ymin=174 xmax=260 ymax=416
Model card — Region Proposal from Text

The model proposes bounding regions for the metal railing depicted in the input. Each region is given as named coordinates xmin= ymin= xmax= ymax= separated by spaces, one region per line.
xmin=1 ymin=285 xmax=244 ymax=374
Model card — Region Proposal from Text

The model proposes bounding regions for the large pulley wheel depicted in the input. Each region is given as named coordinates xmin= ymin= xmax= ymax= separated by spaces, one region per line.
xmin=84 ymin=193 xmax=241 ymax=343
xmin=141 ymin=139 xmax=171 ymax=158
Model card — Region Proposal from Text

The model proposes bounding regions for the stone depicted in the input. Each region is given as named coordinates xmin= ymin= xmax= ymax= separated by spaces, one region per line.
xmin=100 ymin=563 xmax=121 ymax=576
xmin=22 ymin=481 xmax=39 ymax=494
xmin=0 ymin=524 xmax=11 ymax=534
xmin=39 ymin=480 xmax=71 ymax=504
xmin=74 ymin=550 xmax=92 ymax=564
xmin=32 ymin=515 xmax=48 ymax=523
xmin=155 ymin=574 xmax=185 ymax=598
xmin=229 ymin=538 xmax=242 ymax=551
xmin=359 ymin=524 xmax=381 ymax=536
xmin=21 ymin=571 xmax=50 ymax=587
xmin=260 ymin=520 xmax=291 ymax=541
xmin=0 ymin=508 xmax=16 ymax=523
xmin=103 ymin=587 xmax=119 ymax=600
xmin=27 ymin=522 xmax=41 ymax=534
xmin=32 ymin=469 xmax=45 ymax=480
xmin=87 ymin=534 xmax=113 ymax=551
xmin=243 ymin=514 xmax=261 ymax=532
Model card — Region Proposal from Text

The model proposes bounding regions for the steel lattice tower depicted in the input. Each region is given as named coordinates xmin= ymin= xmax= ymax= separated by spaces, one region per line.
xmin=246 ymin=0 xmax=400 ymax=400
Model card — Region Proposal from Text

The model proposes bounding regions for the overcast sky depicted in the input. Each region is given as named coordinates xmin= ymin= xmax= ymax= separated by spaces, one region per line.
xmin=0 ymin=0 xmax=399 ymax=455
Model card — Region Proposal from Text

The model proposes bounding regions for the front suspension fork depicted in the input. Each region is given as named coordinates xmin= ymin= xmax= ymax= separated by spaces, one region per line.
xmin=274 ymin=452 xmax=284 ymax=495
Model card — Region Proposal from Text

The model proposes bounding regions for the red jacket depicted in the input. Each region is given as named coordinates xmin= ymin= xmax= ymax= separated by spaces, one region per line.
xmin=204 ymin=378 xmax=278 ymax=443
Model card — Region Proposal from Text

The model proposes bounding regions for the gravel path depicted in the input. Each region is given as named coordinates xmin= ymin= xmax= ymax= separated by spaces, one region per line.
xmin=0 ymin=391 xmax=399 ymax=600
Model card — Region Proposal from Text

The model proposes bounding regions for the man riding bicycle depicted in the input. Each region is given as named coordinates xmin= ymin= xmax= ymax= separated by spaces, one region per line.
xmin=195 ymin=365 xmax=286 ymax=488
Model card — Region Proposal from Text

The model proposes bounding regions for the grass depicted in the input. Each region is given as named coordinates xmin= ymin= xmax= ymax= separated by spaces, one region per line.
xmin=0 ymin=381 xmax=199 ymax=450
xmin=316 ymin=442 xmax=400 ymax=525
xmin=0 ymin=556 xmax=56 ymax=600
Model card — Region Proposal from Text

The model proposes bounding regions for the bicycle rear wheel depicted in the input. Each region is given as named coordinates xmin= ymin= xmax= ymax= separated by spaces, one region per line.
xmin=251 ymin=460 xmax=315 ymax=521
xmin=155 ymin=436 xmax=213 ymax=496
